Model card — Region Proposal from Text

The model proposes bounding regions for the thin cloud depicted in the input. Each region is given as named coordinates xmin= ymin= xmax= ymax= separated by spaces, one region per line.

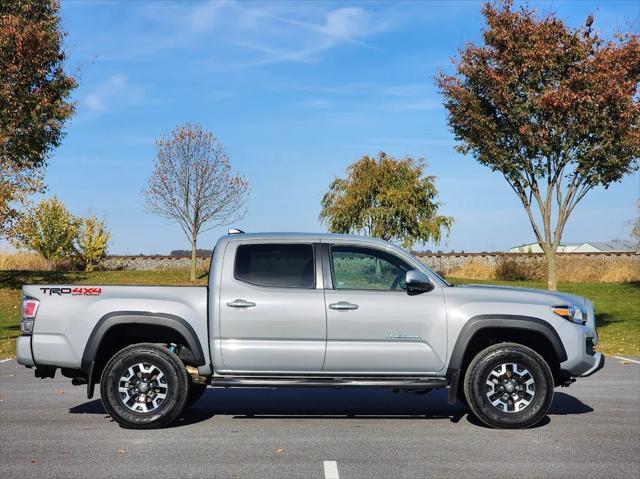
xmin=262 ymin=6 xmax=387 ymax=51
xmin=85 ymin=0 xmax=230 ymax=61
xmin=232 ymin=40 xmax=326 ymax=65
xmin=295 ymin=98 xmax=331 ymax=109
xmin=80 ymin=74 xmax=143 ymax=116
xmin=371 ymin=137 xmax=456 ymax=148
xmin=228 ymin=38 xmax=337 ymax=69
xmin=269 ymin=81 xmax=442 ymax=112
xmin=186 ymin=0 xmax=228 ymax=33
xmin=136 ymin=0 xmax=228 ymax=34
xmin=382 ymin=84 xmax=433 ymax=97
xmin=70 ymin=2 xmax=391 ymax=69
xmin=271 ymin=82 xmax=434 ymax=97
xmin=386 ymin=98 xmax=442 ymax=111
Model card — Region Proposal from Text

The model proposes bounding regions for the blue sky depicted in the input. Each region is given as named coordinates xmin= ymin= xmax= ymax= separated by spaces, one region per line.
xmin=25 ymin=0 xmax=640 ymax=254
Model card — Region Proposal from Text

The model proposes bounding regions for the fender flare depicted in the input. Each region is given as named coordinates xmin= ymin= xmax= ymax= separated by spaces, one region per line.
xmin=446 ymin=314 xmax=567 ymax=405
xmin=81 ymin=311 xmax=206 ymax=398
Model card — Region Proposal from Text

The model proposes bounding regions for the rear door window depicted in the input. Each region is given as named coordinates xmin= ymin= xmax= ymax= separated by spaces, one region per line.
xmin=235 ymin=244 xmax=315 ymax=288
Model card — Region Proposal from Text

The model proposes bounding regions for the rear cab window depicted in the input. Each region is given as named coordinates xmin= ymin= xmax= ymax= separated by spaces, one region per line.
xmin=234 ymin=243 xmax=315 ymax=288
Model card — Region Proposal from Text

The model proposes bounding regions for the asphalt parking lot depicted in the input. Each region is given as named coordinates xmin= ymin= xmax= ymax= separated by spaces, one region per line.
xmin=1 ymin=357 xmax=638 ymax=479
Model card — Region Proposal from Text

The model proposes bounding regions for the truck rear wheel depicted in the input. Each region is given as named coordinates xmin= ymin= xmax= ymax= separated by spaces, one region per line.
xmin=100 ymin=343 xmax=190 ymax=429
xmin=463 ymin=342 xmax=554 ymax=429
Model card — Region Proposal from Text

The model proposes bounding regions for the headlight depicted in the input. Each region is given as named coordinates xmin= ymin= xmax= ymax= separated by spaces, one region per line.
xmin=552 ymin=305 xmax=585 ymax=325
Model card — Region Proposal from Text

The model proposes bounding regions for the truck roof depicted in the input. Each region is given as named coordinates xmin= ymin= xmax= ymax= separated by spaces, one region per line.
xmin=216 ymin=232 xmax=394 ymax=247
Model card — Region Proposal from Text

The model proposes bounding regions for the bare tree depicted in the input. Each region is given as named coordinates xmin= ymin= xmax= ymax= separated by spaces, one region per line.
xmin=143 ymin=123 xmax=249 ymax=280
xmin=631 ymin=199 xmax=640 ymax=250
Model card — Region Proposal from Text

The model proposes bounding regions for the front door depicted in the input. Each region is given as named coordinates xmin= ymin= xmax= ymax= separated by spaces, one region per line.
xmin=219 ymin=242 xmax=326 ymax=373
xmin=322 ymin=244 xmax=447 ymax=374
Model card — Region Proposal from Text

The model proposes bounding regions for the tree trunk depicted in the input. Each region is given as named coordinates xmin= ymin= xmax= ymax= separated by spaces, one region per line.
xmin=545 ymin=247 xmax=558 ymax=291
xmin=190 ymin=236 xmax=197 ymax=282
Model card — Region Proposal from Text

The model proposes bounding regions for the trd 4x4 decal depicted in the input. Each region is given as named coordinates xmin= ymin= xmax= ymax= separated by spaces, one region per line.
xmin=40 ymin=287 xmax=102 ymax=296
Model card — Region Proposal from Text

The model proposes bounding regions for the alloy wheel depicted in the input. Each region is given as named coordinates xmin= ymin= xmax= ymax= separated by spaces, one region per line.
xmin=117 ymin=362 xmax=169 ymax=413
xmin=485 ymin=362 xmax=536 ymax=413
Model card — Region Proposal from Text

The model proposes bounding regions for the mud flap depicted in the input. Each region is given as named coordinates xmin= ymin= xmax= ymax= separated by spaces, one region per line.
xmin=86 ymin=361 xmax=96 ymax=399
xmin=447 ymin=369 xmax=460 ymax=405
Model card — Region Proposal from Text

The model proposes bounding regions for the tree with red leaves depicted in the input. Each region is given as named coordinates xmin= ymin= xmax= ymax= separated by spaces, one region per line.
xmin=1 ymin=0 xmax=77 ymax=237
xmin=437 ymin=1 xmax=639 ymax=290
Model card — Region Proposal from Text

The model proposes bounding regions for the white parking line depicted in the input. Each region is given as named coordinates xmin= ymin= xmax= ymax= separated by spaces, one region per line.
xmin=323 ymin=461 xmax=340 ymax=479
xmin=0 ymin=358 xmax=14 ymax=363
xmin=612 ymin=355 xmax=640 ymax=365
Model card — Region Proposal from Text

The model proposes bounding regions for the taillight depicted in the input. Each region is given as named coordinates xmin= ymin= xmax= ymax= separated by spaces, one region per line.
xmin=21 ymin=297 xmax=39 ymax=334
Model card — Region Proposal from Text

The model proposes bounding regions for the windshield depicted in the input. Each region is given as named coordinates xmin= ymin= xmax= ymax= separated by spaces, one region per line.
xmin=383 ymin=242 xmax=451 ymax=287
xmin=428 ymin=268 xmax=451 ymax=287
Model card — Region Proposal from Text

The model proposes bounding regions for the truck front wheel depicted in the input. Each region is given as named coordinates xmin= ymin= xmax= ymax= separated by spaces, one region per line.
xmin=463 ymin=342 xmax=554 ymax=429
xmin=100 ymin=343 xmax=190 ymax=429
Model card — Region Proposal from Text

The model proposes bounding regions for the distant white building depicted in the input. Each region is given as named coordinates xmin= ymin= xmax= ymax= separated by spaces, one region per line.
xmin=509 ymin=240 xmax=638 ymax=254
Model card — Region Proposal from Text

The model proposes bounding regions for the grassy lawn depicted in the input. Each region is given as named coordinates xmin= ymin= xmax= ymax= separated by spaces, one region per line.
xmin=0 ymin=269 xmax=637 ymax=358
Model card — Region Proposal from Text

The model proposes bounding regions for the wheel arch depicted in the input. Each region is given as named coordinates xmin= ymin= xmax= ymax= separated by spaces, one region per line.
xmin=446 ymin=315 xmax=567 ymax=405
xmin=81 ymin=311 xmax=206 ymax=399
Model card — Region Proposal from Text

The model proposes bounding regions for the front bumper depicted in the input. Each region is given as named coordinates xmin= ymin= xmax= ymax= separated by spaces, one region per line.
xmin=16 ymin=335 xmax=35 ymax=366
xmin=579 ymin=352 xmax=605 ymax=377
xmin=558 ymin=298 xmax=603 ymax=377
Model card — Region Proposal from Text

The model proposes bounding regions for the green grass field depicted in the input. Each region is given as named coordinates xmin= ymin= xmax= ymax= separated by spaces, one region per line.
xmin=0 ymin=270 xmax=637 ymax=359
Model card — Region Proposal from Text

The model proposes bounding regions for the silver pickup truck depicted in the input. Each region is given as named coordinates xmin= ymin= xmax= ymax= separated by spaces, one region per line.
xmin=16 ymin=231 xmax=604 ymax=429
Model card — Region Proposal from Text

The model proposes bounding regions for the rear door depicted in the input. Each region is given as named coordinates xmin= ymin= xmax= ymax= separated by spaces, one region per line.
xmin=218 ymin=241 xmax=327 ymax=373
xmin=322 ymin=244 xmax=447 ymax=374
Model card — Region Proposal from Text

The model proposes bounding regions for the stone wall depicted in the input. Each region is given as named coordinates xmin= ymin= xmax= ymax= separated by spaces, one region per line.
xmin=100 ymin=252 xmax=637 ymax=273
xmin=101 ymin=256 xmax=211 ymax=271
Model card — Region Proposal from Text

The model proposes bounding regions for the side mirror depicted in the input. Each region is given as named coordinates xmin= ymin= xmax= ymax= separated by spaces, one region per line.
xmin=405 ymin=270 xmax=434 ymax=294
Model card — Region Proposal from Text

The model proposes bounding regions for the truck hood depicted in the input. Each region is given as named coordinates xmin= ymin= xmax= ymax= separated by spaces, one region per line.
xmin=453 ymin=283 xmax=586 ymax=308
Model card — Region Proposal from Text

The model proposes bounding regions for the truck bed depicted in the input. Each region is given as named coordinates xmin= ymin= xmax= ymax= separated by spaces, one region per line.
xmin=23 ymin=284 xmax=208 ymax=369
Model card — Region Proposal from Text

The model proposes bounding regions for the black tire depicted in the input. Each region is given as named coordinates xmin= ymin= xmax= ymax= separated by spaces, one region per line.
xmin=185 ymin=382 xmax=208 ymax=408
xmin=100 ymin=343 xmax=190 ymax=429
xmin=463 ymin=342 xmax=554 ymax=429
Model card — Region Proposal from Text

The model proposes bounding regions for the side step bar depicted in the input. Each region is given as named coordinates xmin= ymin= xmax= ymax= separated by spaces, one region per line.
xmin=210 ymin=376 xmax=448 ymax=389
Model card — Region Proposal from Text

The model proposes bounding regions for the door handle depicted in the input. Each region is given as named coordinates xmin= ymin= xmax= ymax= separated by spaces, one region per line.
xmin=329 ymin=301 xmax=359 ymax=311
xmin=227 ymin=299 xmax=256 ymax=308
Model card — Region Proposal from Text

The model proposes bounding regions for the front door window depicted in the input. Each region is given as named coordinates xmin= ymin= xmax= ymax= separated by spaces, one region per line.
xmin=331 ymin=245 xmax=410 ymax=291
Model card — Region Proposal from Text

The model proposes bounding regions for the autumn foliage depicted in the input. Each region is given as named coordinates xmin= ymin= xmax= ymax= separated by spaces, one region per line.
xmin=0 ymin=0 xmax=76 ymax=236
xmin=11 ymin=197 xmax=79 ymax=270
xmin=76 ymin=215 xmax=110 ymax=272
xmin=320 ymin=152 xmax=453 ymax=250
xmin=437 ymin=0 xmax=640 ymax=290
xmin=0 ymin=0 xmax=76 ymax=170
xmin=11 ymin=197 xmax=109 ymax=271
